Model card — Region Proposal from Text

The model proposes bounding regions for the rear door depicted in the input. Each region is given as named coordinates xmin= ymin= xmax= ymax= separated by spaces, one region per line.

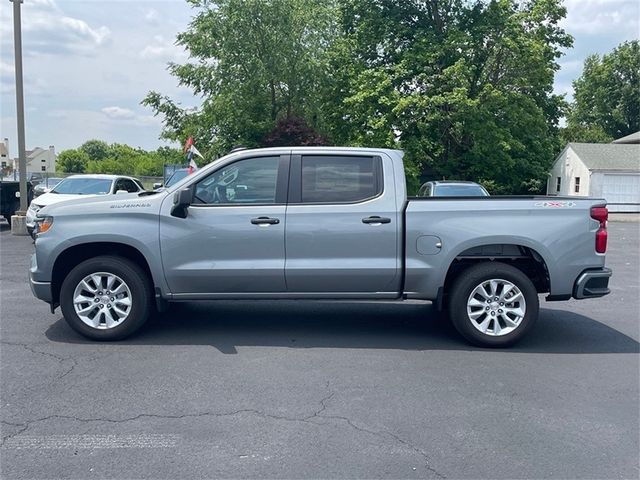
xmin=284 ymin=152 xmax=400 ymax=294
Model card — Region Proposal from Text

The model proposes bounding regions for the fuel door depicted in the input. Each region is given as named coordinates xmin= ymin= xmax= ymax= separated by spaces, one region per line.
xmin=416 ymin=235 xmax=443 ymax=255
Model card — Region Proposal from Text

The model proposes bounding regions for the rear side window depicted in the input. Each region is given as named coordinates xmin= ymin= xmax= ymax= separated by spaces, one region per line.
xmin=301 ymin=155 xmax=381 ymax=203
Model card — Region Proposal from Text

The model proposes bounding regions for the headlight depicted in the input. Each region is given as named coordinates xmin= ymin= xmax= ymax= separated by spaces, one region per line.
xmin=35 ymin=216 xmax=53 ymax=235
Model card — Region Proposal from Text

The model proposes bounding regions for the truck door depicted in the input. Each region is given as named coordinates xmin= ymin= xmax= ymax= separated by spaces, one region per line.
xmin=159 ymin=154 xmax=289 ymax=294
xmin=285 ymin=153 xmax=400 ymax=294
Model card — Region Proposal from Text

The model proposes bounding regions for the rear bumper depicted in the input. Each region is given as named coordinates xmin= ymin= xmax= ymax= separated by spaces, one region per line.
xmin=573 ymin=267 xmax=612 ymax=299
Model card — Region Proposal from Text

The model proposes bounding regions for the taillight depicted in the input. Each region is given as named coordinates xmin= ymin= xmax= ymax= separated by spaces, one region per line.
xmin=591 ymin=206 xmax=608 ymax=254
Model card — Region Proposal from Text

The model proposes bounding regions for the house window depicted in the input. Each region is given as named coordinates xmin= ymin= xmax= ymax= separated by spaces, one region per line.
xmin=574 ymin=177 xmax=580 ymax=193
xmin=556 ymin=177 xmax=561 ymax=193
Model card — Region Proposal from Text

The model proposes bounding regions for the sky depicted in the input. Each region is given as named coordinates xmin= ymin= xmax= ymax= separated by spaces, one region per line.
xmin=0 ymin=0 xmax=639 ymax=156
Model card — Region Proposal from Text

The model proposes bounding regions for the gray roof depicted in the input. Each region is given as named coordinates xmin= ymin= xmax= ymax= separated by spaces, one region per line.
xmin=612 ymin=131 xmax=640 ymax=144
xmin=568 ymin=143 xmax=640 ymax=171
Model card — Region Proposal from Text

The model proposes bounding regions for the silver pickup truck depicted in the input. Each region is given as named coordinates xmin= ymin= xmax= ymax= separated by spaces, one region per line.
xmin=29 ymin=147 xmax=612 ymax=346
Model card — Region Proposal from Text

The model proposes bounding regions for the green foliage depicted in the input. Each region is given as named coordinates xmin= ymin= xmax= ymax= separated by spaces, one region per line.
xmin=559 ymin=123 xmax=613 ymax=144
xmin=143 ymin=0 xmax=338 ymax=156
xmin=326 ymin=0 xmax=572 ymax=193
xmin=79 ymin=139 xmax=110 ymax=161
xmin=57 ymin=149 xmax=89 ymax=173
xmin=566 ymin=40 xmax=640 ymax=141
xmin=60 ymin=143 xmax=183 ymax=177
xmin=144 ymin=0 xmax=574 ymax=194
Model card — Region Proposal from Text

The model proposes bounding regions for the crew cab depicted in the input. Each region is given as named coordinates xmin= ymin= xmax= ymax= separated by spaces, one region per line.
xmin=29 ymin=147 xmax=612 ymax=346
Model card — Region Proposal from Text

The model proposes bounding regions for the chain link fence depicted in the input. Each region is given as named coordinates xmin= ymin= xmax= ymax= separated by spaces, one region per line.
xmin=0 ymin=171 xmax=164 ymax=190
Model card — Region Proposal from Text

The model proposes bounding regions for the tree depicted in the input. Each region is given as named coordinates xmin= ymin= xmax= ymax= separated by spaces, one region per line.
xmin=56 ymin=149 xmax=89 ymax=173
xmin=323 ymin=0 xmax=572 ymax=193
xmin=144 ymin=0 xmax=572 ymax=194
xmin=263 ymin=116 xmax=329 ymax=147
xmin=79 ymin=139 xmax=110 ymax=161
xmin=566 ymin=40 xmax=640 ymax=141
xmin=143 ymin=0 xmax=338 ymax=156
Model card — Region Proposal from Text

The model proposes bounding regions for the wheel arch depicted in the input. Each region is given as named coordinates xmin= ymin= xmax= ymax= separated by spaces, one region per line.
xmin=441 ymin=242 xmax=551 ymax=307
xmin=51 ymin=242 xmax=155 ymax=306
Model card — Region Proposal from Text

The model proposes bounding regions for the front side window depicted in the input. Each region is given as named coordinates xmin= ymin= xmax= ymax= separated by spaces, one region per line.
xmin=301 ymin=155 xmax=381 ymax=203
xmin=194 ymin=156 xmax=279 ymax=205
xmin=115 ymin=179 xmax=139 ymax=193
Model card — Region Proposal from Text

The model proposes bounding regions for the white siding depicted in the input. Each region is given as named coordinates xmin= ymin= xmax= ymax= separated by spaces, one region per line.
xmin=546 ymin=147 xmax=591 ymax=196
xmin=26 ymin=147 xmax=56 ymax=173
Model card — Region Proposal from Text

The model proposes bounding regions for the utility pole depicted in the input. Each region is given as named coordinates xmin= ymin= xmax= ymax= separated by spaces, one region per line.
xmin=10 ymin=0 xmax=28 ymax=235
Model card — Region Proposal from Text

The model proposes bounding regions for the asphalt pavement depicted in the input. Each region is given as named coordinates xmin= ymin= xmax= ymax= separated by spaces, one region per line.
xmin=1 ymin=221 xmax=638 ymax=479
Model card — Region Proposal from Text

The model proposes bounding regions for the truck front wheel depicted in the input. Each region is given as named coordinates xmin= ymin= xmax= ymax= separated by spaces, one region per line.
xmin=448 ymin=262 xmax=539 ymax=347
xmin=60 ymin=256 xmax=152 ymax=341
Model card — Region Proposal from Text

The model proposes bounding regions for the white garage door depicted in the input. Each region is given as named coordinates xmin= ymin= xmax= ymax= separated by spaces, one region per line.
xmin=602 ymin=174 xmax=640 ymax=212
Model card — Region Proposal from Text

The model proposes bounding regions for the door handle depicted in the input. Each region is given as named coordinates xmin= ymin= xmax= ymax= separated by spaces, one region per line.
xmin=251 ymin=216 xmax=280 ymax=225
xmin=362 ymin=216 xmax=391 ymax=225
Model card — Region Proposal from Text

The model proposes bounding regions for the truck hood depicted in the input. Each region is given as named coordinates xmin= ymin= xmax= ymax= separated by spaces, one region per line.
xmin=31 ymin=192 xmax=102 ymax=208
xmin=38 ymin=191 xmax=165 ymax=217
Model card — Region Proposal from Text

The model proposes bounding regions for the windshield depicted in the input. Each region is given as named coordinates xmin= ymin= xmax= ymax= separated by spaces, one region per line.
xmin=51 ymin=178 xmax=113 ymax=195
xmin=433 ymin=184 xmax=488 ymax=197
xmin=38 ymin=178 xmax=64 ymax=188
xmin=166 ymin=170 xmax=189 ymax=187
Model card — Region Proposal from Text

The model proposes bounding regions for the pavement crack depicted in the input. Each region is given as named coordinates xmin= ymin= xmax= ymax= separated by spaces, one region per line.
xmin=1 ymin=341 xmax=78 ymax=380
xmin=1 ymin=385 xmax=447 ymax=477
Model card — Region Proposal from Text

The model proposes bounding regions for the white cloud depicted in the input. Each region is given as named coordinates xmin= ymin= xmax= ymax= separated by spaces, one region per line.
xmin=101 ymin=106 xmax=136 ymax=119
xmin=561 ymin=0 xmax=639 ymax=35
xmin=101 ymin=106 xmax=161 ymax=127
xmin=0 ymin=60 xmax=47 ymax=95
xmin=144 ymin=8 xmax=160 ymax=25
xmin=140 ymin=35 xmax=187 ymax=61
xmin=0 ymin=0 xmax=111 ymax=56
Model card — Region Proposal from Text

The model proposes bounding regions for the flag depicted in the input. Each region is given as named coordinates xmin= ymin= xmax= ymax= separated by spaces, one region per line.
xmin=184 ymin=136 xmax=203 ymax=174
xmin=187 ymin=158 xmax=198 ymax=174
xmin=189 ymin=144 xmax=204 ymax=159
xmin=182 ymin=136 xmax=193 ymax=154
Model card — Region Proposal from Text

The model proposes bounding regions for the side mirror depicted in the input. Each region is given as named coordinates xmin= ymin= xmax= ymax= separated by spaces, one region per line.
xmin=115 ymin=189 xmax=128 ymax=195
xmin=171 ymin=186 xmax=193 ymax=218
xmin=153 ymin=182 xmax=163 ymax=190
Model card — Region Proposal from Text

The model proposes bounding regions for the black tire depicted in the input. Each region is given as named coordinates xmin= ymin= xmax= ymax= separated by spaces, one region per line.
xmin=4 ymin=215 xmax=11 ymax=226
xmin=60 ymin=256 xmax=153 ymax=341
xmin=448 ymin=262 xmax=539 ymax=347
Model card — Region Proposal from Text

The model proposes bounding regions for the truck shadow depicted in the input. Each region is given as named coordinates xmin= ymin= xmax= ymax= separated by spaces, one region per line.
xmin=45 ymin=301 xmax=639 ymax=354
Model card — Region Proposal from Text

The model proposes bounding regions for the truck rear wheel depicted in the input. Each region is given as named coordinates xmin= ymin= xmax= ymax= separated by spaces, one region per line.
xmin=448 ymin=262 xmax=539 ymax=347
xmin=60 ymin=256 xmax=152 ymax=341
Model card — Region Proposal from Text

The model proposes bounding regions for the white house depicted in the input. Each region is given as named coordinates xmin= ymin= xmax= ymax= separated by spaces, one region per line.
xmin=547 ymin=135 xmax=640 ymax=212
xmin=1 ymin=138 xmax=10 ymax=168
xmin=25 ymin=146 xmax=56 ymax=173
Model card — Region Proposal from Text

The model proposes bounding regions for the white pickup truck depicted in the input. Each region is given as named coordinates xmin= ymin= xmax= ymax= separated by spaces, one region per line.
xmin=29 ymin=147 xmax=612 ymax=346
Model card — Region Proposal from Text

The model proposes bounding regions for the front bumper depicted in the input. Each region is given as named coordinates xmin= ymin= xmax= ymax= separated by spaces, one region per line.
xmin=29 ymin=253 xmax=53 ymax=303
xmin=573 ymin=267 xmax=612 ymax=299
xmin=30 ymin=276 xmax=53 ymax=303
xmin=25 ymin=208 xmax=38 ymax=228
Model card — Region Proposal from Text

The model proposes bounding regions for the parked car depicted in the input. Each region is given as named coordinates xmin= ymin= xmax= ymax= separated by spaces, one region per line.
xmin=33 ymin=177 xmax=64 ymax=198
xmin=0 ymin=178 xmax=33 ymax=225
xmin=153 ymin=168 xmax=191 ymax=190
xmin=418 ymin=180 xmax=489 ymax=197
xmin=26 ymin=174 xmax=144 ymax=236
xmin=29 ymin=147 xmax=611 ymax=347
